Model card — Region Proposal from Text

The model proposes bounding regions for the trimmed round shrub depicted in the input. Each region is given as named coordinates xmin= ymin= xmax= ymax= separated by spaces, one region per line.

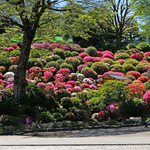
xmin=45 ymin=56 xmax=53 ymax=62
xmin=77 ymin=64 xmax=87 ymax=72
xmin=85 ymin=62 xmax=94 ymax=67
xmin=102 ymin=54 xmax=114 ymax=59
xmin=40 ymin=111 xmax=54 ymax=123
xmin=114 ymin=53 xmax=130 ymax=60
xmin=126 ymin=71 xmax=141 ymax=79
xmin=87 ymin=97 xmax=103 ymax=114
xmin=57 ymin=59 xmax=64 ymax=65
xmin=110 ymin=64 xmax=125 ymax=73
xmin=123 ymin=64 xmax=135 ymax=73
xmin=45 ymin=61 xmax=60 ymax=70
xmin=65 ymin=57 xmax=81 ymax=71
xmin=30 ymin=50 xmax=41 ymax=58
xmin=143 ymin=56 xmax=150 ymax=62
xmin=64 ymin=112 xmax=76 ymax=121
xmin=120 ymin=98 xmax=144 ymax=117
xmin=28 ymin=58 xmax=44 ymax=69
xmin=0 ymin=50 xmax=9 ymax=57
xmin=135 ymin=63 xmax=147 ymax=73
xmin=126 ymin=43 xmax=136 ymax=49
xmin=64 ymin=51 xmax=73 ymax=57
xmin=130 ymin=53 xmax=142 ymax=61
xmin=136 ymin=42 xmax=150 ymax=52
xmin=60 ymin=63 xmax=74 ymax=72
xmin=85 ymin=46 xmax=98 ymax=57
xmin=81 ymin=67 xmax=97 ymax=79
xmin=71 ymin=97 xmax=82 ymax=109
xmin=123 ymin=59 xmax=139 ymax=66
xmin=144 ymin=52 xmax=150 ymax=58
xmin=98 ymin=80 xmax=128 ymax=105
xmin=137 ymin=76 xmax=148 ymax=83
xmin=0 ymin=57 xmax=12 ymax=71
xmin=143 ymin=90 xmax=150 ymax=104
xmin=53 ymin=112 xmax=63 ymax=121
xmin=75 ymin=92 xmax=88 ymax=103
xmin=72 ymin=51 xmax=79 ymax=57
xmin=9 ymin=50 xmax=20 ymax=57
xmin=53 ymin=48 xmax=65 ymax=59
xmin=83 ymin=56 xmax=95 ymax=63
xmin=79 ymin=53 xmax=88 ymax=58
xmin=87 ymin=90 xmax=99 ymax=100
xmin=61 ymin=97 xmax=73 ymax=110
xmin=51 ymin=55 xmax=61 ymax=61
xmin=91 ymin=62 xmax=109 ymax=75
xmin=101 ymin=58 xmax=114 ymax=65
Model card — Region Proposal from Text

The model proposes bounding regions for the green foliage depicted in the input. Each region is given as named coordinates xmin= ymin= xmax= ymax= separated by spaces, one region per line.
xmin=53 ymin=48 xmax=65 ymax=59
xmin=71 ymin=97 xmax=82 ymax=109
xmin=75 ymin=92 xmax=88 ymax=103
xmin=136 ymin=42 xmax=150 ymax=52
xmin=45 ymin=61 xmax=60 ymax=70
xmin=101 ymin=58 xmax=115 ymax=65
xmin=60 ymin=63 xmax=74 ymax=72
xmin=64 ymin=51 xmax=73 ymax=57
xmin=85 ymin=62 xmax=93 ymax=67
xmin=56 ymin=90 xmax=71 ymax=102
xmin=123 ymin=59 xmax=139 ymax=66
xmin=87 ymin=90 xmax=99 ymax=100
xmin=144 ymin=56 xmax=150 ymax=62
xmin=61 ymin=97 xmax=73 ymax=110
xmin=123 ymin=64 xmax=135 ymax=73
xmin=0 ymin=56 xmax=12 ymax=71
xmin=114 ymin=53 xmax=130 ymax=60
xmin=30 ymin=50 xmax=41 ymax=58
xmin=53 ymin=112 xmax=63 ymax=121
xmin=135 ymin=63 xmax=147 ymax=73
xmin=126 ymin=43 xmax=136 ymax=49
xmin=85 ymin=46 xmax=98 ymax=57
xmin=98 ymin=80 xmax=128 ymax=105
xmin=28 ymin=58 xmax=43 ymax=69
xmin=81 ymin=67 xmax=97 ymax=79
xmin=10 ymin=50 xmax=20 ymax=57
xmin=91 ymin=62 xmax=109 ymax=75
xmin=45 ymin=56 xmax=53 ymax=62
xmin=87 ymin=97 xmax=104 ymax=114
xmin=39 ymin=111 xmax=54 ymax=123
xmin=120 ymin=98 xmax=145 ymax=117
xmin=144 ymin=80 xmax=150 ymax=91
xmin=72 ymin=51 xmax=79 ymax=56
xmin=51 ymin=55 xmax=61 ymax=61
xmin=57 ymin=59 xmax=64 ymax=65
xmin=110 ymin=64 xmax=125 ymax=73
xmin=0 ymin=51 xmax=9 ymax=57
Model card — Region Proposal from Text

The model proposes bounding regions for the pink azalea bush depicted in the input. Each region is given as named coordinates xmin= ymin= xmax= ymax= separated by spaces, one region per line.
xmin=143 ymin=90 xmax=150 ymax=104
xmin=130 ymin=53 xmax=142 ymax=61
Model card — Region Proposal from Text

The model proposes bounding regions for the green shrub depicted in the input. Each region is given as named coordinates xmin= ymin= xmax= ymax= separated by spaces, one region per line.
xmin=115 ymin=49 xmax=126 ymax=54
xmin=135 ymin=63 xmax=147 ymax=73
xmin=71 ymin=97 xmax=82 ymax=109
xmin=64 ymin=51 xmax=73 ymax=57
xmin=53 ymin=48 xmax=65 ymax=59
xmin=0 ymin=56 xmax=12 ymax=71
xmin=123 ymin=59 xmax=139 ymax=66
xmin=64 ymin=112 xmax=76 ymax=121
xmin=81 ymin=67 xmax=97 ymax=79
xmin=30 ymin=50 xmax=41 ymax=58
xmin=85 ymin=46 xmax=98 ymax=57
xmin=87 ymin=97 xmax=104 ymax=114
xmin=75 ymin=92 xmax=88 ymax=103
xmin=126 ymin=43 xmax=136 ymax=49
xmin=145 ymin=80 xmax=150 ymax=91
xmin=10 ymin=50 xmax=20 ymax=57
xmin=65 ymin=57 xmax=81 ymax=71
xmin=144 ymin=56 xmax=150 ymax=62
xmin=56 ymin=89 xmax=71 ymax=102
xmin=103 ymin=43 xmax=116 ymax=52
xmin=28 ymin=58 xmax=44 ymax=69
xmin=45 ymin=61 xmax=60 ymax=70
xmin=40 ymin=111 xmax=54 ymax=123
xmin=91 ymin=62 xmax=109 ymax=75
xmin=60 ymin=63 xmax=74 ymax=72
xmin=101 ymin=58 xmax=115 ymax=65
xmin=45 ymin=56 xmax=53 ymax=62
xmin=0 ymin=51 xmax=9 ymax=57
xmin=51 ymin=55 xmax=61 ymax=61
xmin=123 ymin=64 xmax=135 ymax=73
xmin=61 ymin=97 xmax=73 ymax=110
xmin=114 ymin=53 xmax=130 ymax=60
xmin=136 ymin=42 xmax=150 ymax=52
xmin=110 ymin=64 xmax=125 ymax=73
xmin=53 ymin=112 xmax=63 ymax=121
xmin=87 ymin=90 xmax=99 ymax=100
xmin=120 ymin=98 xmax=145 ymax=117
xmin=22 ymin=83 xmax=47 ymax=108
xmin=98 ymin=80 xmax=128 ymax=105
xmin=57 ymin=59 xmax=64 ymax=65
xmin=72 ymin=51 xmax=79 ymax=56
xmin=85 ymin=62 xmax=93 ymax=67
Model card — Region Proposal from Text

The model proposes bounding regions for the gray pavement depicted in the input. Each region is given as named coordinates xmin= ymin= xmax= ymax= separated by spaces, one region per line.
xmin=1 ymin=126 xmax=150 ymax=149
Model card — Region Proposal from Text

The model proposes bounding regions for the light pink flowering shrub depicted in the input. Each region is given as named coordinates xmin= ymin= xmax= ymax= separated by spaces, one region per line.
xmin=44 ymin=71 xmax=53 ymax=82
xmin=57 ymin=68 xmax=70 ymax=76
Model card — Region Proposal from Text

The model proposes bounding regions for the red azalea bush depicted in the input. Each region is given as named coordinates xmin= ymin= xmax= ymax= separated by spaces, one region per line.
xmin=140 ymin=60 xmax=149 ymax=63
xmin=130 ymin=53 xmax=142 ymax=61
xmin=93 ymin=57 xmax=101 ymax=62
xmin=67 ymin=80 xmax=76 ymax=87
xmin=81 ymin=83 xmax=90 ymax=88
xmin=83 ymin=56 xmax=95 ymax=63
xmin=143 ymin=90 xmax=150 ymax=104
xmin=144 ymin=52 xmax=150 ymax=58
xmin=137 ymin=76 xmax=148 ymax=83
xmin=9 ymin=57 xmax=18 ymax=65
xmin=57 ymin=68 xmax=70 ymax=76
xmin=97 ymin=110 xmax=108 ymax=121
xmin=78 ymin=53 xmax=88 ymax=58
xmin=126 ymin=71 xmax=141 ymax=79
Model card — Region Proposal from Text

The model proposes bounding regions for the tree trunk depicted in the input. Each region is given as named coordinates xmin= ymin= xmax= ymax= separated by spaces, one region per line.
xmin=14 ymin=32 xmax=34 ymax=104
xmin=116 ymin=33 xmax=122 ymax=48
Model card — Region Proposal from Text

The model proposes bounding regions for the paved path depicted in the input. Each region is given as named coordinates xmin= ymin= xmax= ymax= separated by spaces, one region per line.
xmin=1 ymin=126 xmax=150 ymax=149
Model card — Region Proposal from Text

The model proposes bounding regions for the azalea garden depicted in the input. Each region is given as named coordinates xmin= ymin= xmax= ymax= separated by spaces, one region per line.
xmin=1 ymin=42 xmax=150 ymax=133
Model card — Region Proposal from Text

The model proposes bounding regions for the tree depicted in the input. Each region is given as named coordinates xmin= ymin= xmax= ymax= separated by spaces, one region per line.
xmin=131 ymin=0 xmax=150 ymax=38
xmin=99 ymin=0 xmax=135 ymax=48
xmin=0 ymin=0 xmax=89 ymax=103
